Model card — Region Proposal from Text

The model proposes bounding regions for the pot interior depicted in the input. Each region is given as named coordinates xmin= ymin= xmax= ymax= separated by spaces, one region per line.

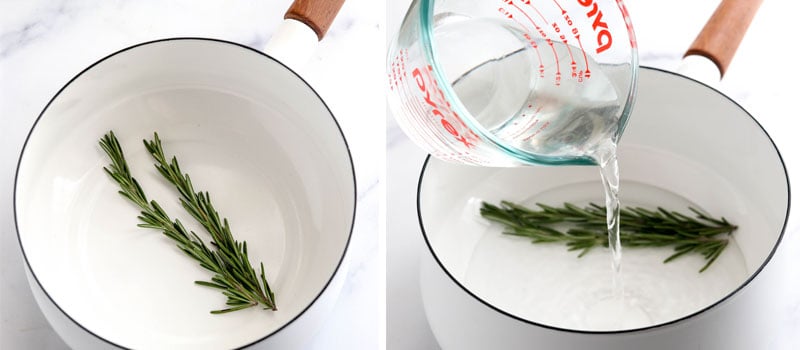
xmin=418 ymin=68 xmax=788 ymax=332
xmin=15 ymin=39 xmax=354 ymax=349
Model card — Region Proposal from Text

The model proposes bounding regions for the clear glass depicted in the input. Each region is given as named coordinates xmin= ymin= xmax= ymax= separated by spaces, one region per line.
xmin=388 ymin=0 xmax=638 ymax=166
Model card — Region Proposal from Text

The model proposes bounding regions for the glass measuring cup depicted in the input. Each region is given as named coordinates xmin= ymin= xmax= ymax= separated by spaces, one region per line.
xmin=388 ymin=0 xmax=638 ymax=166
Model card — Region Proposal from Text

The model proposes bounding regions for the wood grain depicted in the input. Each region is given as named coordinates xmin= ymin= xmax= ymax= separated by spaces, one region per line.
xmin=285 ymin=0 xmax=346 ymax=40
xmin=685 ymin=0 xmax=764 ymax=76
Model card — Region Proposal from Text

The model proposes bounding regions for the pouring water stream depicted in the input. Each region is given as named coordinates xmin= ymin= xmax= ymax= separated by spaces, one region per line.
xmin=449 ymin=28 xmax=638 ymax=325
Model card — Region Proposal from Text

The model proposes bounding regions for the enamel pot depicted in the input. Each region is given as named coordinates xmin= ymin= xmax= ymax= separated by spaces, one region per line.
xmin=416 ymin=0 xmax=791 ymax=349
xmin=14 ymin=0 xmax=355 ymax=349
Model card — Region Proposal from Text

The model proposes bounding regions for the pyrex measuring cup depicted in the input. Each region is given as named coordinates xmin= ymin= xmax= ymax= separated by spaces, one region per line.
xmin=388 ymin=0 xmax=638 ymax=166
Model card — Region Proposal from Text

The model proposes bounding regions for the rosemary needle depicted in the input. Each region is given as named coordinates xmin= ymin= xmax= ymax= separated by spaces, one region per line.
xmin=480 ymin=201 xmax=737 ymax=272
xmin=100 ymin=131 xmax=276 ymax=313
xmin=143 ymin=132 xmax=276 ymax=312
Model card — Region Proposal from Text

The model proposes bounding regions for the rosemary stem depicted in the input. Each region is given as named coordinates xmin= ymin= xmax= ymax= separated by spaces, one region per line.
xmin=480 ymin=201 xmax=735 ymax=272
xmin=100 ymin=131 xmax=277 ymax=313
xmin=143 ymin=132 xmax=277 ymax=311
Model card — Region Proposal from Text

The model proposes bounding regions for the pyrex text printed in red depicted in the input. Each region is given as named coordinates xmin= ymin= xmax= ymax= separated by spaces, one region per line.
xmin=412 ymin=66 xmax=477 ymax=149
xmin=578 ymin=0 xmax=613 ymax=53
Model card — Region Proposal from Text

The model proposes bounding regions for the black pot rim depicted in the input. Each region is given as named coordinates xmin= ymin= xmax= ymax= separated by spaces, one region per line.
xmin=416 ymin=66 xmax=791 ymax=336
xmin=13 ymin=37 xmax=357 ymax=349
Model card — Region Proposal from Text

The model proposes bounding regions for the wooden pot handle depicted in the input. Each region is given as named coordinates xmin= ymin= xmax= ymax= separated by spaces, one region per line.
xmin=285 ymin=0 xmax=346 ymax=40
xmin=685 ymin=0 xmax=764 ymax=76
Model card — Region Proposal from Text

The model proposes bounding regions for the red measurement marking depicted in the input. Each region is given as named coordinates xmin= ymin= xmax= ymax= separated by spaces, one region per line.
xmin=509 ymin=117 xmax=540 ymax=140
xmin=519 ymin=0 xmax=549 ymax=25
xmin=509 ymin=106 xmax=545 ymax=140
xmin=551 ymin=0 xmax=566 ymax=14
xmin=575 ymin=34 xmax=590 ymax=77
xmin=509 ymin=1 xmax=541 ymax=30
xmin=388 ymin=51 xmax=409 ymax=91
xmin=523 ymin=120 xmax=550 ymax=141
xmin=504 ymin=9 xmax=545 ymax=69
xmin=563 ymin=41 xmax=576 ymax=78
xmin=508 ymin=2 xmax=542 ymax=29
xmin=552 ymin=22 xmax=576 ymax=68
xmin=504 ymin=1 xmax=556 ymax=79
xmin=547 ymin=38 xmax=560 ymax=85
xmin=616 ymin=0 xmax=637 ymax=48
xmin=522 ymin=34 xmax=545 ymax=69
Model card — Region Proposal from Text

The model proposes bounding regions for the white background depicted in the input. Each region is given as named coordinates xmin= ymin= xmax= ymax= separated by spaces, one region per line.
xmin=386 ymin=0 xmax=800 ymax=349
xmin=3 ymin=0 xmax=800 ymax=349
xmin=0 ymin=0 xmax=384 ymax=349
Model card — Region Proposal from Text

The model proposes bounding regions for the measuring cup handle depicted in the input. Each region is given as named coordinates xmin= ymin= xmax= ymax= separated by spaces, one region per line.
xmin=286 ymin=0 xmax=346 ymax=40
xmin=684 ymin=0 xmax=764 ymax=78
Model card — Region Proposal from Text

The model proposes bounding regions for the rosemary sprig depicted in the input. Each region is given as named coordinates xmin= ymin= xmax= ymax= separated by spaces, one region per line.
xmin=480 ymin=201 xmax=737 ymax=272
xmin=143 ymin=132 xmax=276 ymax=312
xmin=100 ymin=131 xmax=276 ymax=313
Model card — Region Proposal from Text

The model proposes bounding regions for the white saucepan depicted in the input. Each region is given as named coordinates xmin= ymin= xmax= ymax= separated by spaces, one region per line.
xmin=417 ymin=0 xmax=790 ymax=348
xmin=14 ymin=0 xmax=355 ymax=349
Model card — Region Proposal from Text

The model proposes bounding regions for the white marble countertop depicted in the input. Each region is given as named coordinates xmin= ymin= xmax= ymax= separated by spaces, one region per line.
xmin=0 ymin=1 xmax=382 ymax=349
xmin=387 ymin=0 xmax=800 ymax=349
xmin=5 ymin=0 xmax=800 ymax=348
